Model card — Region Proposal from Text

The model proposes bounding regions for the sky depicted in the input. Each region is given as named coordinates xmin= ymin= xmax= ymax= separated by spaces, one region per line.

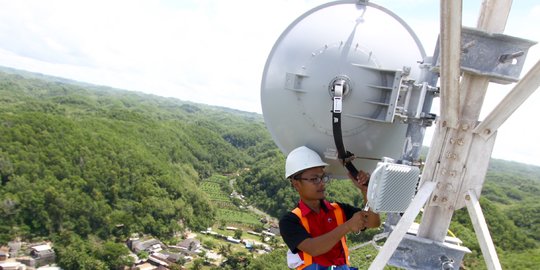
xmin=0 ymin=0 xmax=539 ymax=166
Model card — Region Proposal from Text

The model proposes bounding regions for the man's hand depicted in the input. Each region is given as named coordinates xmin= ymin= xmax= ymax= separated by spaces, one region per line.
xmin=349 ymin=170 xmax=370 ymax=194
xmin=346 ymin=211 xmax=369 ymax=233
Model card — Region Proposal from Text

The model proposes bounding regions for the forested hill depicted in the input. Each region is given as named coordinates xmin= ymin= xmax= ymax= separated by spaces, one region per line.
xmin=1 ymin=67 xmax=540 ymax=269
xmin=0 ymin=67 xmax=273 ymax=243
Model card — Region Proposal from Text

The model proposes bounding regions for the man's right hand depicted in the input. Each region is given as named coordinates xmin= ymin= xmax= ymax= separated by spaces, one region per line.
xmin=346 ymin=211 xmax=369 ymax=233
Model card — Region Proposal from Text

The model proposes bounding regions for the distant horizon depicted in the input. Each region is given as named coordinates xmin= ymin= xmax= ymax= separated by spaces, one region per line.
xmin=3 ymin=65 xmax=540 ymax=169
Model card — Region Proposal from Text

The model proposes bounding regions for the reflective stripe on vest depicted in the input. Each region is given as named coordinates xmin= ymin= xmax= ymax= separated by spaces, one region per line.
xmin=291 ymin=202 xmax=350 ymax=270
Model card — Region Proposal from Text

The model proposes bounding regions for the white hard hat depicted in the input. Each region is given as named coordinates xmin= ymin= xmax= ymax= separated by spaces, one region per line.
xmin=285 ymin=146 xmax=328 ymax=178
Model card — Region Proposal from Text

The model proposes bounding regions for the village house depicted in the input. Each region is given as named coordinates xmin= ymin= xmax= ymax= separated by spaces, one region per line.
xmin=0 ymin=260 xmax=27 ymax=270
xmin=29 ymin=243 xmax=55 ymax=267
xmin=133 ymin=262 xmax=157 ymax=270
xmin=13 ymin=257 xmax=34 ymax=268
xmin=147 ymin=253 xmax=169 ymax=268
xmin=157 ymin=251 xmax=183 ymax=264
xmin=244 ymin=240 xmax=253 ymax=250
xmin=267 ymin=226 xmax=280 ymax=236
xmin=226 ymin=236 xmax=241 ymax=244
xmin=176 ymin=238 xmax=201 ymax=254
xmin=128 ymin=238 xmax=165 ymax=254
xmin=204 ymin=250 xmax=222 ymax=266
xmin=0 ymin=247 xmax=9 ymax=261
xmin=132 ymin=251 xmax=180 ymax=270
xmin=247 ymin=231 xmax=262 ymax=236
xmin=4 ymin=242 xmax=56 ymax=268
xmin=7 ymin=241 xmax=21 ymax=258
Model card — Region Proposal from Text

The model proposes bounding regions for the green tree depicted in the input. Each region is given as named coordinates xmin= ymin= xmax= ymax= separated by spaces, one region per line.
xmin=218 ymin=244 xmax=232 ymax=257
xmin=137 ymin=251 xmax=149 ymax=260
xmin=96 ymin=241 xmax=133 ymax=270
xmin=191 ymin=258 xmax=204 ymax=270
xmin=221 ymin=251 xmax=252 ymax=269
xmin=54 ymin=232 xmax=108 ymax=270
xmin=234 ymin=229 xmax=243 ymax=239
xmin=247 ymin=247 xmax=288 ymax=270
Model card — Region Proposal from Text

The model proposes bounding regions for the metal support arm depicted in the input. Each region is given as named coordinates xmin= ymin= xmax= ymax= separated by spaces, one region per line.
xmin=465 ymin=190 xmax=502 ymax=270
xmin=474 ymin=59 xmax=540 ymax=139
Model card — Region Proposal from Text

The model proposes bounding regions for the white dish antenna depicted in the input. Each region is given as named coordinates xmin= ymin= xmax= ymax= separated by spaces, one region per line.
xmin=261 ymin=1 xmax=426 ymax=177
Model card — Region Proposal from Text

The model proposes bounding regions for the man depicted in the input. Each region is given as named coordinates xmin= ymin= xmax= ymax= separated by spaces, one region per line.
xmin=279 ymin=146 xmax=380 ymax=270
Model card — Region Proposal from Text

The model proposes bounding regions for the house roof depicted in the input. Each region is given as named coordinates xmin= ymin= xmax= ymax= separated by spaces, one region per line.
xmin=133 ymin=239 xmax=162 ymax=252
xmin=148 ymin=255 xmax=169 ymax=267
xmin=0 ymin=261 xmax=25 ymax=268
xmin=31 ymin=244 xmax=52 ymax=252
xmin=226 ymin=236 xmax=241 ymax=243
xmin=159 ymin=251 xmax=182 ymax=262
xmin=178 ymin=238 xmax=200 ymax=249
xmin=134 ymin=262 xmax=157 ymax=270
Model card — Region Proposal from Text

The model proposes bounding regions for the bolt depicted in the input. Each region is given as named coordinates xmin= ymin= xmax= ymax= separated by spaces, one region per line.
xmin=449 ymin=138 xmax=455 ymax=144
xmin=433 ymin=195 xmax=438 ymax=202
xmin=461 ymin=40 xmax=476 ymax=52
xmin=441 ymin=197 xmax=448 ymax=202
xmin=442 ymin=121 xmax=447 ymax=127
xmin=465 ymin=194 xmax=471 ymax=200
xmin=462 ymin=123 xmax=469 ymax=130
xmin=441 ymin=255 xmax=455 ymax=270
xmin=499 ymin=51 xmax=524 ymax=63
xmin=484 ymin=129 xmax=491 ymax=135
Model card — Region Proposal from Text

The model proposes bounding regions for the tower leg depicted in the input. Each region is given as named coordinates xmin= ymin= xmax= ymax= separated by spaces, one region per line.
xmin=465 ymin=190 xmax=502 ymax=270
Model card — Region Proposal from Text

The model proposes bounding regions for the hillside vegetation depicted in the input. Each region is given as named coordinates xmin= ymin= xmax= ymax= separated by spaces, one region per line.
xmin=1 ymin=67 xmax=539 ymax=269
xmin=0 ymin=67 xmax=273 ymax=268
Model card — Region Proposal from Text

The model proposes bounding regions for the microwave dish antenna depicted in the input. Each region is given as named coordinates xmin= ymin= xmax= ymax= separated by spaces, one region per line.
xmin=261 ymin=0 xmax=429 ymax=178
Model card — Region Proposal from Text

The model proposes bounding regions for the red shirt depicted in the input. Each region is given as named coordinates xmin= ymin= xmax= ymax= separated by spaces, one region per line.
xmin=295 ymin=200 xmax=347 ymax=266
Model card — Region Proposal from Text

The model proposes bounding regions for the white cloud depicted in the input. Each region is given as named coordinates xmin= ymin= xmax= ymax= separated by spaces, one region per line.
xmin=0 ymin=0 xmax=539 ymax=165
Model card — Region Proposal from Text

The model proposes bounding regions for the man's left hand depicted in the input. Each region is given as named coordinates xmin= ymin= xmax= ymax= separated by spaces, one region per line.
xmin=349 ymin=170 xmax=370 ymax=193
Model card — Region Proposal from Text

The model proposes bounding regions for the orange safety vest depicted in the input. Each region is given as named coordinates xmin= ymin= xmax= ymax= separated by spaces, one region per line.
xmin=291 ymin=202 xmax=350 ymax=270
